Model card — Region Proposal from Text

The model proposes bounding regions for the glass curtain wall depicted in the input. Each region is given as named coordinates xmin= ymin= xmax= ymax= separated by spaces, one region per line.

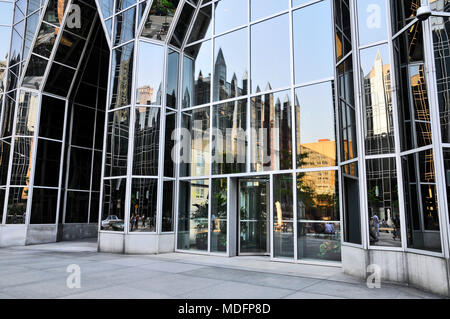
xmin=176 ymin=0 xmax=339 ymax=261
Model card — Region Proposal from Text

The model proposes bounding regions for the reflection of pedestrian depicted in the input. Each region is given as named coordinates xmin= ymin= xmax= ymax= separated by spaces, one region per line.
xmin=131 ymin=214 xmax=136 ymax=231
xmin=324 ymin=223 xmax=335 ymax=234
xmin=142 ymin=215 xmax=146 ymax=228
xmin=135 ymin=215 xmax=140 ymax=230
xmin=369 ymin=218 xmax=378 ymax=245
xmin=373 ymin=214 xmax=380 ymax=237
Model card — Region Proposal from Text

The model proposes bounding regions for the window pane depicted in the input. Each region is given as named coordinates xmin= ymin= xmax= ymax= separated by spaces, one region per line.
xmin=33 ymin=22 xmax=58 ymax=58
xmin=10 ymin=137 xmax=32 ymax=186
xmin=65 ymin=190 xmax=89 ymax=223
xmin=68 ymin=146 xmax=92 ymax=190
xmin=360 ymin=44 xmax=395 ymax=155
xmin=162 ymin=180 xmax=174 ymax=232
xmin=34 ymin=139 xmax=62 ymax=187
xmin=342 ymin=162 xmax=361 ymax=244
xmin=213 ymin=28 xmax=248 ymax=101
xmin=273 ymin=174 xmax=294 ymax=258
xmin=366 ymin=158 xmax=401 ymax=247
xmin=251 ymin=0 xmax=287 ymax=21
xmin=295 ymin=82 xmax=336 ymax=169
xmin=210 ymin=178 xmax=227 ymax=253
xmin=104 ymin=108 xmax=130 ymax=177
xmin=357 ymin=0 xmax=388 ymax=46
xmin=141 ymin=0 xmax=179 ymax=42
xmin=212 ymin=99 xmax=247 ymax=174
xmin=30 ymin=188 xmax=58 ymax=224
xmin=113 ymin=6 xmax=135 ymax=46
xmin=251 ymin=90 xmax=292 ymax=171
xmin=44 ymin=63 xmax=76 ymax=97
xmin=101 ymin=178 xmax=126 ymax=231
xmin=188 ymin=4 xmax=212 ymax=43
xmin=402 ymin=150 xmax=441 ymax=252
xmin=110 ymin=42 xmax=134 ymax=109
xmin=15 ymin=91 xmax=38 ymax=136
xmin=133 ymin=107 xmax=160 ymax=176
xmin=177 ymin=179 xmax=209 ymax=251
xmin=180 ymin=107 xmax=210 ymax=177
xmin=23 ymin=54 xmax=48 ymax=90
xmin=164 ymin=112 xmax=176 ymax=177
xmin=298 ymin=222 xmax=341 ymax=261
xmin=182 ymin=40 xmax=211 ymax=108
xmin=130 ymin=178 xmax=158 ymax=232
xmin=214 ymin=0 xmax=247 ymax=35
xmin=39 ymin=96 xmax=65 ymax=140
xmin=0 ymin=139 xmax=11 ymax=185
xmin=293 ymin=0 xmax=334 ymax=84
xmin=166 ymin=49 xmax=179 ymax=108
xmin=54 ymin=31 xmax=86 ymax=68
xmin=6 ymin=187 xmax=28 ymax=224
xmin=136 ymin=42 xmax=164 ymax=105
xmin=71 ymin=104 xmax=95 ymax=148
xmin=170 ymin=2 xmax=195 ymax=47
xmin=251 ymin=14 xmax=290 ymax=93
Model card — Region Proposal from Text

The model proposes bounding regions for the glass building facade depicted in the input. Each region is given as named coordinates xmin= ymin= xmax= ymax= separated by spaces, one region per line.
xmin=0 ymin=0 xmax=450 ymax=295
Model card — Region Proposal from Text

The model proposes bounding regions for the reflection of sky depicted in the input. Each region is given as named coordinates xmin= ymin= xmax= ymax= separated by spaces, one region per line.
xmin=251 ymin=0 xmax=288 ymax=21
xmin=0 ymin=27 xmax=11 ymax=61
xmin=214 ymin=28 xmax=248 ymax=83
xmin=251 ymin=14 xmax=290 ymax=92
xmin=137 ymin=42 xmax=164 ymax=98
xmin=357 ymin=0 xmax=387 ymax=46
xmin=0 ymin=2 xmax=13 ymax=25
xmin=215 ymin=0 xmax=248 ymax=34
xmin=166 ymin=50 xmax=179 ymax=96
xmin=360 ymin=43 xmax=389 ymax=76
xmin=293 ymin=0 xmax=333 ymax=84
xmin=296 ymin=82 xmax=335 ymax=143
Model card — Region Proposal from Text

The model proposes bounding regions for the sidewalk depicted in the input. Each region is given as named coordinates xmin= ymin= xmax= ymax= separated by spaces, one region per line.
xmin=0 ymin=239 xmax=441 ymax=299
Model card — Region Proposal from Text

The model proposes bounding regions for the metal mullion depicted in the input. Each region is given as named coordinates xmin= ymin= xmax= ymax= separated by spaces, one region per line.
xmin=269 ymin=173 xmax=274 ymax=259
xmin=291 ymin=0 xmax=323 ymax=12
xmin=350 ymin=0 xmax=368 ymax=248
xmin=62 ymin=101 xmax=75 ymax=224
xmin=288 ymin=0 xmax=297 ymax=261
xmin=422 ymin=15 xmax=450 ymax=258
xmin=359 ymin=39 xmax=389 ymax=50
xmin=246 ymin=4 xmax=251 ymax=174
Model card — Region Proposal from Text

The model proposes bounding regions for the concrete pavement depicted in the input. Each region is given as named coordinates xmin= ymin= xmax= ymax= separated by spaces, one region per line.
xmin=0 ymin=239 xmax=441 ymax=299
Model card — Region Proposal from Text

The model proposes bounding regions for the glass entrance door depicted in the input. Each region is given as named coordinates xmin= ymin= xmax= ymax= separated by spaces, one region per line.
xmin=239 ymin=177 xmax=270 ymax=255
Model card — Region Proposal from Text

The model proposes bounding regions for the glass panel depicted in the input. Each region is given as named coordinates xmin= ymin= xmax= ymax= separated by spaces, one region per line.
xmin=430 ymin=0 xmax=450 ymax=11
xmin=251 ymin=14 xmax=290 ymax=93
xmin=6 ymin=187 xmax=28 ymax=224
xmin=357 ymin=0 xmax=387 ymax=46
xmin=1 ymin=94 xmax=15 ymax=138
xmin=34 ymin=138 xmax=62 ymax=187
xmin=98 ymin=0 xmax=114 ymax=18
xmin=166 ymin=49 xmax=179 ymax=108
xmin=337 ymin=56 xmax=357 ymax=161
xmin=101 ymin=178 xmax=126 ymax=231
xmin=187 ymin=4 xmax=212 ymax=43
xmin=130 ymin=178 xmax=158 ymax=232
xmin=162 ymin=180 xmax=174 ymax=232
xmin=10 ymin=137 xmax=32 ymax=186
xmin=210 ymin=178 xmax=227 ymax=253
xmin=0 ymin=2 xmax=13 ymax=25
xmin=293 ymin=0 xmax=334 ymax=84
xmin=180 ymin=107 xmax=210 ymax=177
xmin=212 ymin=99 xmax=247 ymax=174
xmin=334 ymin=0 xmax=352 ymax=62
xmin=30 ymin=188 xmax=58 ymax=224
xmin=297 ymin=170 xmax=339 ymax=221
xmin=65 ymin=190 xmax=89 ymax=223
xmin=402 ymin=150 xmax=441 ymax=252
xmin=109 ymin=42 xmax=134 ymax=109
xmin=9 ymin=29 xmax=23 ymax=65
xmin=23 ymin=54 xmax=48 ymax=90
xmin=104 ymin=107 xmax=130 ymax=177
xmin=133 ymin=107 xmax=160 ymax=176
xmin=298 ymin=222 xmax=341 ymax=261
xmin=214 ymin=0 xmax=247 ymax=35
xmin=177 ymin=179 xmax=209 ymax=251
xmin=43 ymin=0 xmax=68 ymax=26
xmin=360 ymin=44 xmax=394 ymax=155
xmin=213 ymin=28 xmax=248 ymax=101
xmin=141 ymin=0 xmax=179 ymax=42
xmin=170 ymin=2 xmax=195 ymax=47
xmin=0 ymin=139 xmax=11 ymax=185
xmin=182 ymin=40 xmax=211 ymax=108
xmin=115 ymin=0 xmax=136 ymax=12
xmin=71 ymin=104 xmax=95 ymax=148
xmin=32 ymin=22 xmax=58 ymax=58
xmin=23 ymin=11 xmax=40 ymax=60
xmin=54 ymin=32 xmax=86 ymax=68
xmin=366 ymin=158 xmax=401 ymax=247
xmin=68 ymin=146 xmax=92 ymax=190
xmin=251 ymin=90 xmax=292 ymax=172
xmin=164 ymin=112 xmax=176 ymax=177
xmin=44 ymin=63 xmax=76 ymax=97
xmin=390 ymin=0 xmax=420 ymax=35
xmin=295 ymin=82 xmax=336 ymax=169
xmin=89 ymin=192 xmax=100 ymax=223
xmin=113 ymin=6 xmax=136 ymax=46
xmin=15 ymin=91 xmax=38 ymax=136
xmin=136 ymin=42 xmax=164 ymax=105
xmin=39 ymin=95 xmax=65 ymax=140
xmin=251 ymin=0 xmax=287 ymax=21
xmin=342 ymin=162 xmax=361 ymax=244
xmin=273 ymin=174 xmax=294 ymax=258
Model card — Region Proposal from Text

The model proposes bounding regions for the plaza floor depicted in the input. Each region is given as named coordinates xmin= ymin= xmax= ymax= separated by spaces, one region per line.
xmin=0 ymin=239 xmax=441 ymax=299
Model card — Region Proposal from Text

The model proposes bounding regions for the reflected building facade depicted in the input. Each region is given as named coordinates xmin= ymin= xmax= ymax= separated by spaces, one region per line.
xmin=1 ymin=0 xmax=450 ymax=296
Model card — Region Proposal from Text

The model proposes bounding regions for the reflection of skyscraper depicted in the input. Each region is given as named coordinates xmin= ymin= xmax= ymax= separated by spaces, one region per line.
xmin=137 ymin=85 xmax=154 ymax=105
xmin=363 ymin=50 xmax=394 ymax=154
